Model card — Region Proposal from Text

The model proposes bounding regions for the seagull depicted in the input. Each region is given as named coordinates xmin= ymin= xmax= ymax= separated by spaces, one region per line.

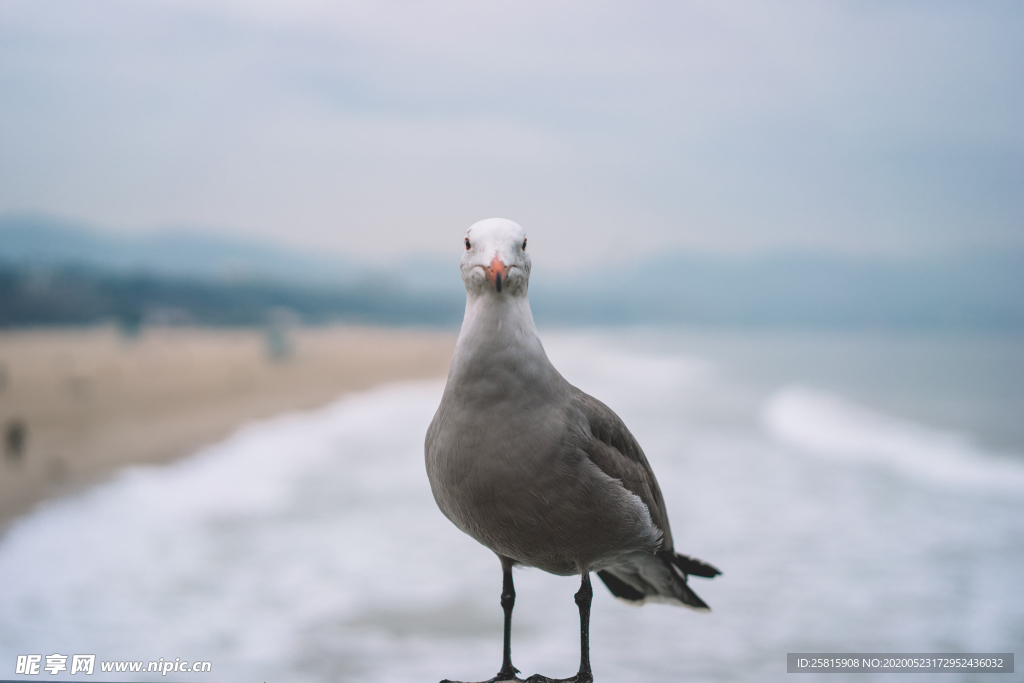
xmin=426 ymin=218 xmax=720 ymax=683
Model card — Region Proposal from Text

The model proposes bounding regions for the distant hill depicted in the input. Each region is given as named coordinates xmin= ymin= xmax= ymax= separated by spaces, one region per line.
xmin=0 ymin=264 xmax=463 ymax=329
xmin=0 ymin=214 xmax=366 ymax=286
xmin=0 ymin=214 xmax=464 ymax=328
xmin=2 ymin=214 xmax=1022 ymax=330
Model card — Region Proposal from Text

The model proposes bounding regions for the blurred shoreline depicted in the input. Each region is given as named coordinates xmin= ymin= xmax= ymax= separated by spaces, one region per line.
xmin=0 ymin=325 xmax=456 ymax=530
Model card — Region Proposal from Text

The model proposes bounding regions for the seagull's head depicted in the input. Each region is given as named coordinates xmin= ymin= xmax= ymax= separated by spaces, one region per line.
xmin=461 ymin=218 xmax=531 ymax=297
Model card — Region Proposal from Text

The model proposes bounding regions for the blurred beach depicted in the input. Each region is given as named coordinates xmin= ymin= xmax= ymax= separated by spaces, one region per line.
xmin=1 ymin=327 xmax=1021 ymax=683
xmin=0 ymin=325 xmax=456 ymax=527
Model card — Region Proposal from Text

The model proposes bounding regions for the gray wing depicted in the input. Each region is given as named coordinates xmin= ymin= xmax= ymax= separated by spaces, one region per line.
xmin=571 ymin=387 xmax=674 ymax=552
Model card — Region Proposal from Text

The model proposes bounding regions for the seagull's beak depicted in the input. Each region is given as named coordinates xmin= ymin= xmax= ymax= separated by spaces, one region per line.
xmin=485 ymin=256 xmax=508 ymax=293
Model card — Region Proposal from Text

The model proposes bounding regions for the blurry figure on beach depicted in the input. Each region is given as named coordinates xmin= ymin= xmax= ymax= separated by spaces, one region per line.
xmin=5 ymin=418 xmax=27 ymax=464
xmin=265 ymin=308 xmax=299 ymax=362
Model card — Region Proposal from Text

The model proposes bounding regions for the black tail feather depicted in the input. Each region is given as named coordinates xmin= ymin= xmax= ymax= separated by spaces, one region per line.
xmin=660 ymin=554 xmax=712 ymax=610
xmin=596 ymin=570 xmax=646 ymax=602
xmin=672 ymin=575 xmax=710 ymax=610
xmin=667 ymin=552 xmax=721 ymax=578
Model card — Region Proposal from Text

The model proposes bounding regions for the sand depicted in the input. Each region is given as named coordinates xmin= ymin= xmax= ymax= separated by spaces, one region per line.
xmin=0 ymin=325 xmax=456 ymax=529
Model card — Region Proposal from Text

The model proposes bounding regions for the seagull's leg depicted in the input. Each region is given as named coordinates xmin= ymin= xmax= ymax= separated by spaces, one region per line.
xmin=440 ymin=557 xmax=523 ymax=683
xmin=526 ymin=572 xmax=594 ymax=683
xmin=575 ymin=572 xmax=594 ymax=682
xmin=496 ymin=559 xmax=522 ymax=680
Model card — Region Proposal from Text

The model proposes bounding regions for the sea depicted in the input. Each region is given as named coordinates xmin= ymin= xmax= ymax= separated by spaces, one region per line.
xmin=1 ymin=327 xmax=1022 ymax=683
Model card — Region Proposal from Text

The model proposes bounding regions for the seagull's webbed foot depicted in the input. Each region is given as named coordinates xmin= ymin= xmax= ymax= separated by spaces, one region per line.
xmin=440 ymin=669 xmax=524 ymax=683
xmin=524 ymin=673 xmax=593 ymax=683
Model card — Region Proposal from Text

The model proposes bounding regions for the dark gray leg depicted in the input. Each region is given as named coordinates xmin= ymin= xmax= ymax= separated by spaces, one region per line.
xmin=526 ymin=572 xmax=595 ymax=683
xmin=575 ymin=572 xmax=593 ymax=682
xmin=496 ymin=561 xmax=520 ymax=679
xmin=441 ymin=557 xmax=522 ymax=683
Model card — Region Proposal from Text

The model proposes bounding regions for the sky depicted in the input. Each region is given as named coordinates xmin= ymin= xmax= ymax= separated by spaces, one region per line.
xmin=1 ymin=0 xmax=1022 ymax=268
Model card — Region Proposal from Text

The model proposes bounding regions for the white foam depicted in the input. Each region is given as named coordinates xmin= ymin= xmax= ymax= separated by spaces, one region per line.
xmin=543 ymin=333 xmax=714 ymax=402
xmin=763 ymin=385 xmax=1024 ymax=492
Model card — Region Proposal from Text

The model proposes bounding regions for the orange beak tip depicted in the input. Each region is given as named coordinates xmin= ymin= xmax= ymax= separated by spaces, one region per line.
xmin=486 ymin=256 xmax=508 ymax=292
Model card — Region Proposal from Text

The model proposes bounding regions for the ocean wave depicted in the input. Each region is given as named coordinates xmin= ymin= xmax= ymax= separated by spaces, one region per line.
xmin=543 ymin=334 xmax=714 ymax=394
xmin=762 ymin=385 xmax=1024 ymax=493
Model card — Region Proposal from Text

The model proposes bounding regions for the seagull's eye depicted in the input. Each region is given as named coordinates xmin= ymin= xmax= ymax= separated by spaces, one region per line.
xmin=522 ymin=239 xmax=527 ymax=251
xmin=465 ymin=238 xmax=471 ymax=250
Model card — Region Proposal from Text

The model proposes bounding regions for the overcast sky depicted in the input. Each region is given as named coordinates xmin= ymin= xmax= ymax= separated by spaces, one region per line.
xmin=1 ymin=0 xmax=1021 ymax=267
